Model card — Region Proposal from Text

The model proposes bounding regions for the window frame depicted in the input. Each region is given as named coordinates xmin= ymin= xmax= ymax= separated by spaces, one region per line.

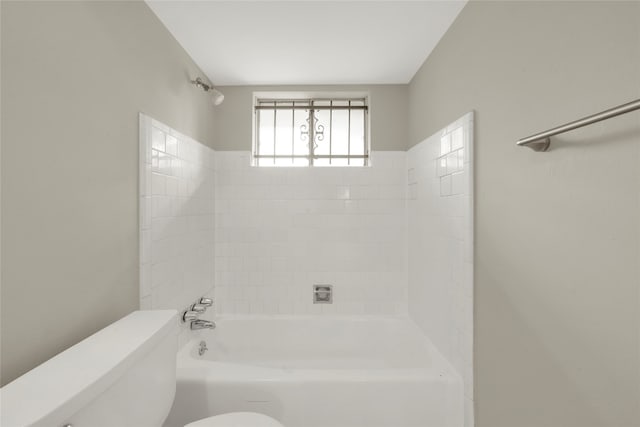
xmin=252 ymin=92 xmax=370 ymax=167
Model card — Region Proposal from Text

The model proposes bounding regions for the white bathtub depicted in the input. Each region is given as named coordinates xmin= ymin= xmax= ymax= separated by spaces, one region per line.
xmin=164 ymin=316 xmax=463 ymax=427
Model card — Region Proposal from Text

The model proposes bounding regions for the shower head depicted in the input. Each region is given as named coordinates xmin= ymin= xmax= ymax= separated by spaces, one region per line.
xmin=191 ymin=77 xmax=224 ymax=106
xmin=210 ymin=88 xmax=225 ymax=106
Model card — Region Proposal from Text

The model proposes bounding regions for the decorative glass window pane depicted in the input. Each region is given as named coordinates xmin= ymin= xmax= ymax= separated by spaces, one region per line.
xmin=253 ymin=97 xmax=369 ymax=167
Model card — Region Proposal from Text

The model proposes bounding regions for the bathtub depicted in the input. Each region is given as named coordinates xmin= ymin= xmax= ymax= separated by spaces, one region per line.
xmin=164 ymin=316 xmax=463 ymax=427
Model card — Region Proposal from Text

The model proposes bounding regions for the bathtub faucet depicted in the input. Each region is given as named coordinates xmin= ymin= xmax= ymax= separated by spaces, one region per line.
xmin=190 ymin=319 xmax=216 ymax=330
xmin=181 ymin=297 xmax=214 ymax=323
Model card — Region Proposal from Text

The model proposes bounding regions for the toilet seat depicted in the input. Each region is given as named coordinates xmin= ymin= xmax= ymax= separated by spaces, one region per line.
xmin=184 ymin=412 xmax=284 ymax=427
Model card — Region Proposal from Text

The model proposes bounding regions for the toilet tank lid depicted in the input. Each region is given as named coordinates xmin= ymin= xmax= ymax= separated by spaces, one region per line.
xmin=0 ymin=310 xmax=178 ymax=427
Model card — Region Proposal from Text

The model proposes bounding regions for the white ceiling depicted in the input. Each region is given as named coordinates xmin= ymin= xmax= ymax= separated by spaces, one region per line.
xmin=146 ymin=1 xmax=467 ymax=86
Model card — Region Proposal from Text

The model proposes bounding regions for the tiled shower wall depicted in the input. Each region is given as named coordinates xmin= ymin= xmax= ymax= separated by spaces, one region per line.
xmin=407 ymin=112 xmax=474 ymax=427
xmin=214 ymin=151 xmax=407 ymax=315
xmin=138 ymin=117 xmax=472 ymax=421
xmin=139 ymin=114 xmax=215 ymax=312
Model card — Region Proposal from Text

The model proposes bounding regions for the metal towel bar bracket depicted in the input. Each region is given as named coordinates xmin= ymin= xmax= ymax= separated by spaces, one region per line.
xmin=517 ymin=98 xmax=640 ymax=152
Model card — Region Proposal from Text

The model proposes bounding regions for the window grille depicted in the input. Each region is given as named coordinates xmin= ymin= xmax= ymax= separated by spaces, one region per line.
xmin=253 ymin=97 xmax=369 ymax=167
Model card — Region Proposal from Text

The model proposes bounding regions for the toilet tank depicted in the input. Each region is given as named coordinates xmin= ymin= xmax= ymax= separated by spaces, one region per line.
xmin=1 ymin=310 xmax=178 ymax=427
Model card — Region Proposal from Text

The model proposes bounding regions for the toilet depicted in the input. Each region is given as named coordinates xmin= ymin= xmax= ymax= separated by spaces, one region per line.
xmin=0 ymin=310 xmax=284 ymax=427
xmin=185 ymin=412 xmax=283 ymax=427
xmin=186 ymin=412 xmax=284 ymax=427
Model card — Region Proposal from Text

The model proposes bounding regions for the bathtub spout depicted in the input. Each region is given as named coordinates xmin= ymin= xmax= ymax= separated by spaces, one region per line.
xmin=190 ymin=319 xmax=216 ymax=330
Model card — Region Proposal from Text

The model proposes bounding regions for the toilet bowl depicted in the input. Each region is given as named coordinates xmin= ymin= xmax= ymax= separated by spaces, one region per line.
xmin=186 ymin=412 xmax=284 ymax=427
xmin=0 ymin=310 xmax=285 ymax=427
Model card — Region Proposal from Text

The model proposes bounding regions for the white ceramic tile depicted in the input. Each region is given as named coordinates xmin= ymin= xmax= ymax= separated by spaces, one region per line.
xmin=165 ymin=134 xmax=178 ymax=156
xmin=139 ymin=114 xmax=215 ymax=320
xmin=440 ymin=175 xmax=452 ymax=196
xmin=140 ymin=263 xmax=152 ymax=297
xmin=407 ymin=168 xmax=416 ymax=184
xmin=440 ymin=133 xmax=451 ymax=155
xmin=139 ymin=295 xmax=152 ymax=310
xmin=446 ymin=152 xmax=460 ymax=174
xmin=140 ymin=230 xmax=151 ymax=264
xmin=151 ymin=149 xmax=160 ymax=172
xmin=140 ymin=163 xmax=151 ymax=198
xmin=451 ymin=171 xmax=466 ymax=196
xmin=151 ymin=173 xmax=165 ymax=196
xmin=457 ymin=148 xmax=465 ymax=171
xmin=451 ymin=127 xmax=464 ymax=151
xmin=407 ymin=112 xmax=474 ymax=426
xmin=437 ymin=156 xmax=448 ymax=177
xmin=140 ymin=197 xmax=152 ymax=230
xmin=215 ymin=151 xmax=407 ymax=317
xmin=464 ymin=397 xmax=474 ymax=427
xmin=151 ymin=127 xmax=165 ymax=152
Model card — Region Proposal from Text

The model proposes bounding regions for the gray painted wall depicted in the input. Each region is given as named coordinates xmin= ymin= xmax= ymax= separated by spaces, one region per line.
xmin=408 ymin=1 xmax=639 ymax=426
xmin=214 ymin=85 xmax=408 ymax=151
xmin=2 ymin=2 xmax=638 ymax=426
xmin=1 ymin=0 xmax=216 ymax=385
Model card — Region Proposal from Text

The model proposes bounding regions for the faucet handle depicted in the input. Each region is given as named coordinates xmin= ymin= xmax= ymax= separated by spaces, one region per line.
xmin=182 ymin=310 xmax=200 ymax=323
xmin=199 ymin=297 xmax=213 ymax=307
xmin=190 ymin=304 xmax=207 ymax=313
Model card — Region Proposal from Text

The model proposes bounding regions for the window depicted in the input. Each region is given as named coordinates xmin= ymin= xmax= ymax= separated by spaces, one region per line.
xmin=253 ymin=96 xmax=369 ymax=167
